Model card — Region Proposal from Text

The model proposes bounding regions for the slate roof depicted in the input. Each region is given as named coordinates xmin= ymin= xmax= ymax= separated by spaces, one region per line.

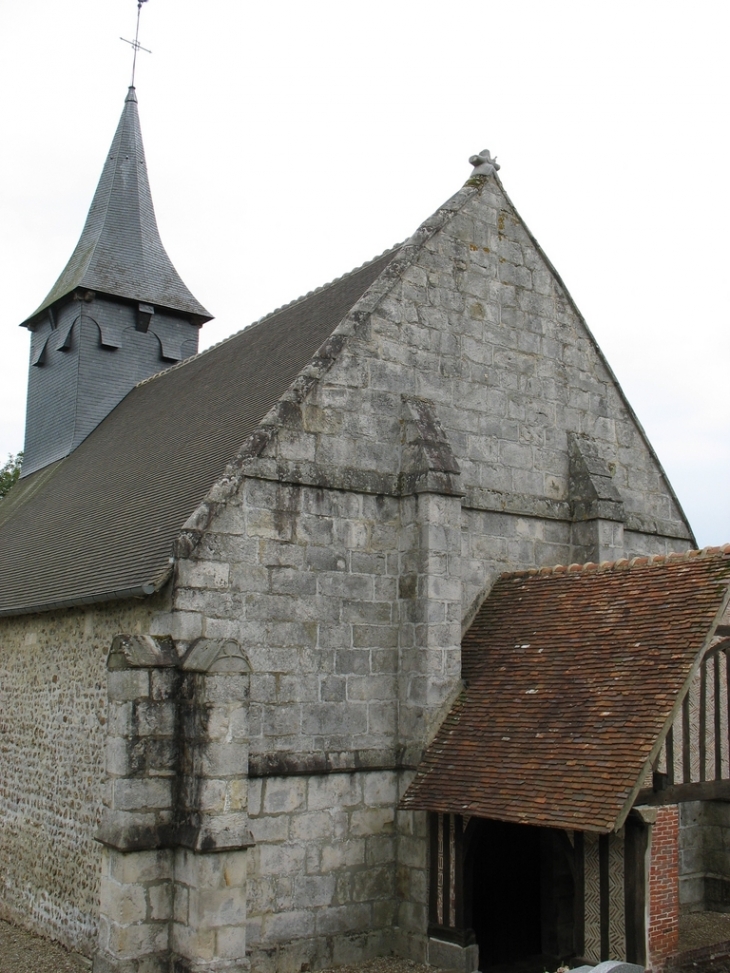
xmin=22 ymin=88 xmax=211 ymax=329
xmin=401 ymin=547 xmax=730 ymax=833
xmin=0 ymin=249 xmax=397 ymax=615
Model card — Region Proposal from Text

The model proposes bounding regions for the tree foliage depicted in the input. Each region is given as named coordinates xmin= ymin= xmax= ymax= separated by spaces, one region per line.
xmin=0 ymin=452 xmax=23 ymax=500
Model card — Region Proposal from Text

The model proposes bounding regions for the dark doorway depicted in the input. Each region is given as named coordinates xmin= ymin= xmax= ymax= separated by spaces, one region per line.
xmin=465 ymin=819 xmax=576 ymax=973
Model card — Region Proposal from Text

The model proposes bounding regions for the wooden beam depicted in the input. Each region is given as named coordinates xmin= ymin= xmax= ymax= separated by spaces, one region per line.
xmin=574 ymin=831 xmax=585 ymax=958
xmin=454 ymin=815 xmax=465 ymax=934
xmin=599 ymin=833 xmax=609 ymax=961
xmin=429 ymin=812 xmax=439 ymax=925
xmin=715 ymin=652 xmax=723 ymax=781
xmin=683 ymin=693 xmax=691 ymax=783
xmin=625 ymin=813 xmax=648 ymax=967
xmin=635 ymin=780 xmax=730 ymax=806
xmin=700 ymin=660 xmax=707 ymax=781
xmin=666 ymin=725 xmax=674 ymax=786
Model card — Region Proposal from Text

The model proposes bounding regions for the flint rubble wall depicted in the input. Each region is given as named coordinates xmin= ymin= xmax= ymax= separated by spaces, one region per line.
xmin=0 ymin=596 xmax=166 ymax=954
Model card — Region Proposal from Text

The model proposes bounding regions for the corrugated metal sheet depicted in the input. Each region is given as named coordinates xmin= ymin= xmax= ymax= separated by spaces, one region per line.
xmin=0 ymin=249 xmax=397 ymax=615
xmin=401 ymin=548 xmax=730 ymax=832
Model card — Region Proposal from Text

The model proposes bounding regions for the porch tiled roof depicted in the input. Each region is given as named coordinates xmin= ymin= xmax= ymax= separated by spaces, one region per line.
xmin=401 ymin=547 xmax=730 ymax=833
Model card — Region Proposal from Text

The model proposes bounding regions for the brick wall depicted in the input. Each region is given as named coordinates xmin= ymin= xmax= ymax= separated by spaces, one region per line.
xmin=648 ymin=805 xmax=680 ymax=970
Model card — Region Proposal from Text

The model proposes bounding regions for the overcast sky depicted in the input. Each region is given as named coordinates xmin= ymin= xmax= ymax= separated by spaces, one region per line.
xmin=1 ymin=1 xmax=727 ymax=546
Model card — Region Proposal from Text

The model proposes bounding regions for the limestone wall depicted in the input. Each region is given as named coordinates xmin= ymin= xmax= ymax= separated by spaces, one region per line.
xmin=0 ymin=172 xmax=698 ymax=967
xmin=149 ymin=173 xmax=696 ymax=968
xmin=0 ymin=595 xmax=166 ymax=953
xmin=245 ymin=769 xmax=427 ymax=973
xmin=679 ymin=801 xmax=730 ymax=913
xmin=169 ymin=174 xmax=695 ymax=776
xmin=237 ymin=176 xmax=692 ymax=624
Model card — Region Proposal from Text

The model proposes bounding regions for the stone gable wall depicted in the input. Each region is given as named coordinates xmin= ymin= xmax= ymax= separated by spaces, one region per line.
xmin=141 ymin=175 xmax=696 ymax=968
xmin=0 ymin=174 xmax=697 ymax=968
xmin=241 ymin=176 xmax=691 ymax=615
xmin=212 ymin=173 xmax=694 ymax=768
xmin=0 ymin=595 xmax=166 ymax=953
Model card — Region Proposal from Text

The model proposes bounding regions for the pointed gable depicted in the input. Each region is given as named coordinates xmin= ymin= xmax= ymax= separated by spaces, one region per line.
xmin=2 ymin=156 xmax=700 ymax=616
xmin=22 ymin=88 xmax=211 ymax=328
xmin=401 ymin=547 xmax=730 ymax=832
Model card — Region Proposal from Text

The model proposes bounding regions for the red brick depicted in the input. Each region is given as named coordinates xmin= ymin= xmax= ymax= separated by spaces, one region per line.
xmin=648 ymin=805 xmax=679 ymax=972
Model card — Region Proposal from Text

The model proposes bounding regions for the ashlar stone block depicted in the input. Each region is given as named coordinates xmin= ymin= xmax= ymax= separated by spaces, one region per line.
xmin=262 ymin=778 xmax=306 ymax=815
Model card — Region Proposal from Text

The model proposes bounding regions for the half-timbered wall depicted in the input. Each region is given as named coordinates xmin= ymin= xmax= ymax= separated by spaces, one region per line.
xmin=428 ymin=813 xmax=467 ymax=942
xmin=652 ymin=643 xmax=730 ymax=792
xmin=428 ymin=814 xmax=644 ymax=966
xmin=583 ymin=831 xmax=626 ymax=963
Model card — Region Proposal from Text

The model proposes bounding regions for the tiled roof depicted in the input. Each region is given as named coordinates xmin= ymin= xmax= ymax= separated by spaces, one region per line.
xmin=401 ymin=547 xmax=730 ymax=832
xmin=0 ymin=249 xmax=398 ymax=615
xmin=22 ymin=88 xmax=211 ymax=328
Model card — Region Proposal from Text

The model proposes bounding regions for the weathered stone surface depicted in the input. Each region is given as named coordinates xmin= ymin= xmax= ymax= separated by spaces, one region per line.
xmin=0 ymin=170 xmax=699 ymax=973
xmin=0 ymin=594 xmax=169 ymax=954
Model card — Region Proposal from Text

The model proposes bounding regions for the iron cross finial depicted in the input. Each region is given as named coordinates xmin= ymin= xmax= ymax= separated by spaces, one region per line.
xmin=120 ymin=0 xmax=152 ymax=87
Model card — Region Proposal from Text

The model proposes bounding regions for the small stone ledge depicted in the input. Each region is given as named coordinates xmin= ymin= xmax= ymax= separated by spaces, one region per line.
xmin=463 ymin=487 xmax=571 ymax=521
xmin=95 ymin=814 xmax=255 ymax=853
xmin=93 ymin=951 xmax=169 ymax=973
xmin=242 ymin=456 xmax=399 ymax=496
xmin=94 ymin=813 xmax=173 ymax=852
xmin=175 ymin=816 xmax=255 ymax=853
xmin=573 ymin=498 xmax=625 ymax=523
xmin=242 ymin=455 xmax=467 ymax=500
xmin=248 ymin=748 xmax=410 ymax=778
xmin=428 ymin=935 xmax=479 ymax=973
xmin=624 ymin=514 xmax=693 ymax=541
xmin=464 ymin=488 xmax=692 ymax=541
xmin=171 ymin=957 xmax=250 ymax=973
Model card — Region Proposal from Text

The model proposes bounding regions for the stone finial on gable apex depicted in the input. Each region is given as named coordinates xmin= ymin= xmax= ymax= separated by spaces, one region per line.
xmin=469 ymin=149 xmax=500 ymax=177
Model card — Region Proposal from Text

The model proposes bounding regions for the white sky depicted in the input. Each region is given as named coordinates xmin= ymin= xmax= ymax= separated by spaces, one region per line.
xmin=1 ymin=1 xmax=727 ymax=546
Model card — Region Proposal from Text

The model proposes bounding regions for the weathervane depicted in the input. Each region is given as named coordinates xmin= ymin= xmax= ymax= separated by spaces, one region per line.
xmin=120 ymin=0 xmax=151 ymax=87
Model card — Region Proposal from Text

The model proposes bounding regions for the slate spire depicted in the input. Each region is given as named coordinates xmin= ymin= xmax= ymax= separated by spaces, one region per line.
xmin=20 ymin=88 xmax=212 ymax=478
xmin=22 ymin=87 xmax=211 ymax=328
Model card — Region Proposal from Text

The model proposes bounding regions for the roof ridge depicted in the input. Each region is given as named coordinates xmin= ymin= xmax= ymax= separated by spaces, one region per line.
xmin=133 ymin=245 xmax=403 ymax=390
xmin=504 ymin=544 xmax=730 ymax=580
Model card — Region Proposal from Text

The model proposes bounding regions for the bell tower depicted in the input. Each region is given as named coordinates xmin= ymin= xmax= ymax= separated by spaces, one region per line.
xmin=19 ymin=86 xmax=212 ymax=477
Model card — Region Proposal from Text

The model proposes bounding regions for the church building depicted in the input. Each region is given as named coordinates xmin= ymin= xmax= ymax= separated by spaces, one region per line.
xmin=0 ymin=87 xmax=729 ymax=973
